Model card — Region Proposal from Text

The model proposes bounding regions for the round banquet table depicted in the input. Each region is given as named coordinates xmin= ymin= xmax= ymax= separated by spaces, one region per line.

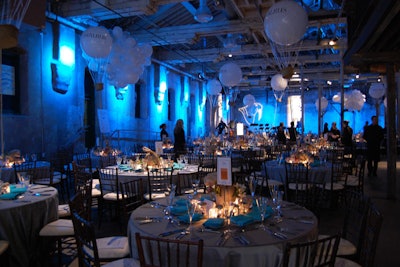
xmin=127 ymin=197 xmax=318 ymax=267
xmin=0 ymin=184 xmax=58 ymax=267
xmin=0 ymin=161 xmax=51 ymax=184
xmin=264 ymin=160 xmax=332 ymax=184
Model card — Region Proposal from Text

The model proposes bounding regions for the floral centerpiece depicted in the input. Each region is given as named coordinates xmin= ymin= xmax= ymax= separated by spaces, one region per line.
xmin=204 ymin=172 xmax=246 ymax=205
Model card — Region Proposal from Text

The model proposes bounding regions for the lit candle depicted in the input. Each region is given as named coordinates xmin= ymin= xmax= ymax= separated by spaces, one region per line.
xmin=208 ymin=208 xmax=218 ymax=218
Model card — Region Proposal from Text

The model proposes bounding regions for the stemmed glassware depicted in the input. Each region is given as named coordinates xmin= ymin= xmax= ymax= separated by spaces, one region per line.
xmin=164 ymin=184 xmax=176 ymax=221
xmin=185 ymin=195 xmax=197 ymax=235
xmin=256 ymin=197 xmax=268 ymax=230
xmin=269 ymin=185 xmax=284 ymax=222
xmin=192 ymin=179 xmax=200 ymax=196
xmin=249 ymin=176 xmax=257 ymax=198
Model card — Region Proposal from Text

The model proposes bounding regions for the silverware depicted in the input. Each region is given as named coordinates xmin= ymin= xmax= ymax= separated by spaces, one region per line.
xmin=138 ymin=218 xmax=162 ymax=224
xmin=216 ymin=230 xmax=230 ymax=246
xmin=159 ymin=228 xmax=185 ymax=237
xmin=265 ymin=228 xmax=287 ymax=239
xmin=234 ymin=235 xmax=250 ymax=245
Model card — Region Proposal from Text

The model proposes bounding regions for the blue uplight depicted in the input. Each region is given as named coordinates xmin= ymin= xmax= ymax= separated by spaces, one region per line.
xmin=60 ymin=45 xmax=75 ymax=67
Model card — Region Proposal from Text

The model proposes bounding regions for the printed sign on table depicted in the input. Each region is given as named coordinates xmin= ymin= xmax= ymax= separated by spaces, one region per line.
xmin=217 ymin=157 xmax=232 ymax=186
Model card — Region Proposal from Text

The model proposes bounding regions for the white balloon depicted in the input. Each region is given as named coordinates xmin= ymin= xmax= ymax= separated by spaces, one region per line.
xmin=112 ymin=26 xmax=124 ymax=39
xmin=80 ymin=27 xmax=113 ymax=58
xmin=206 ymin=79 xmax=222 ymax=95
xmin=243 ymin=94 xmax=256 ymax=106
xmin=264 ymin=0 xmax=308 ymax=46
xmin=126 ymin=37 xmax=137 ymax=47
xmin=271 ymin=74 xmax=288 ymax=91
xmin=368 ymin=83 xmax=385 ymax=99
xmin=332 ymin=94 xmax=341 ymax=103
xmin=315 ymin=97 xmax=328 ymax=111
xmin=219 ymin=62 xmax=242 ymax=87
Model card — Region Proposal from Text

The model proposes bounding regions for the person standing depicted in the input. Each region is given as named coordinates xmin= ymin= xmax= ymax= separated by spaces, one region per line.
xmin=288 ymin=121 xmax=297 ymax=147
xmin=363 ymin=116 xmax=384 ymax=177
xmin=216 ymin=120 xmax=227 ymax=136
xmin=341 ymin=120 xmax=353 ymax=155
xmin=173 ymin=119 xmax=186 ymax=159
xmin=328 ymin=122 xmax=340 ymax=143
xmin=276 ymin=122 xmax=287 ymax=145
xmin=160 ymin=123 xmax=168 ymax=141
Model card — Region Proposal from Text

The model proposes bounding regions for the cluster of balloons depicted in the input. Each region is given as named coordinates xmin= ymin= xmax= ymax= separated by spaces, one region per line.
xmin=332 ymin=90 xmax=366 ymax=111
xmin=344 ymin=90 xmax=366 ymax=111
xmin=315 ymin=96 xmax=328 ymax=111
xmin=219 ymin=62 xmax=242 ymax=87
xmin=264 ymin=0 xmax=308 ymax=46
xmin=271 ymin=73 xmax=288 ymax=91
xmin=80 ymin=26 xmax=153 ymax=90
xmin=106 ymin=26 xmax=152 ymax=88
xmin=368 ymin=83 xmax=385 ymax=99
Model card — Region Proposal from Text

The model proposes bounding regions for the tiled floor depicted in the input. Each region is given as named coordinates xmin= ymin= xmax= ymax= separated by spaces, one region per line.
xmin=54 ymin=159 xmax=400 ymax=266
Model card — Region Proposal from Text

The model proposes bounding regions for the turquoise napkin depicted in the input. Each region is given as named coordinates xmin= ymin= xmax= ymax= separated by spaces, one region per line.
xmin=119 ymin=164 xmax=133 ymax=171
xmin=230 ymin=215 xmax=254 ymax=227
xmin=173 ymin=163 xmax=184 ymax=170
xmin=175 ymin=198 xmax=189 ymax=206
xmin=203 ymin=218 xmax=224 ymax=229
xmin=247 ymin=206 xmax=274 ymax=222
xmin=0 ymin=192 xmax=22 ymax=200
xmin=310 ymin=160 xmax=320 ymax=167
xmin=170 ymin=205 xmax=188 ymax=215
xmin=178 ymin=213 xmax=203 ymax=224
xmin=9 ymin=185 xmax=27 ymax=194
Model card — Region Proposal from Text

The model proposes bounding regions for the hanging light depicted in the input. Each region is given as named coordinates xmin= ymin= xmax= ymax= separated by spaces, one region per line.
xmin=194 ymin=0 xmax=213 ymax=23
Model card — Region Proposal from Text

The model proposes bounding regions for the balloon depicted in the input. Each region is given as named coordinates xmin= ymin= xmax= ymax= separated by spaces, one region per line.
xmin=112 ymin=26 xmax=124 ymax=39
xmin=206 ymin=79 xmax=222 ymax=95
xmin=264 ymin=0 xmax=308 ymax=46
xmin=368 ymin=83 xmax=385 ymax=99
xmin=243 ymin=94 xmax=255 ymax=106
xmin=271 ymin=74 xmax=288 ymax=91
xmin=344 ymin=90 xmax=365 ymax=111
xmin=80 ymin=26 xmax=113 ymax=58
xmin=315 ymin=97 xmax=328 ymax=111
xmin=219 ymin=62 xmax=242 ymax=87
xmin=332 ymin=94 xmax=341 ymax=103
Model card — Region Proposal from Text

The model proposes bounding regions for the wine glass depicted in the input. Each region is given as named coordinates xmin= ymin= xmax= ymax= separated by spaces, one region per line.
xmin=256 ymin=197 xmax=268 ymax=229
xmin=186 ymin=197 xmax=197 ymax=235
xmin=192 ymin=179 xmax=200 ymax=196
xmin=275 ymin=190 xmax=284 ymax=221
xmin=249 ymin=176 xmax=257 ymax=198
xmin=164 ymin=184 xmax=176 ymax=221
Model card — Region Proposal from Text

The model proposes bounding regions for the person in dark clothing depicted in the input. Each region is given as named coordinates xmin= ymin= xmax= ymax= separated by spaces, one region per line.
xmin=363 ymin=116 xmax=384 ymax=177
xmin=160 ymin=123 xmax=168 ymax=141
xmin=341 ymin=120 xmax=353 ymax=155
xmin=173 ymin=119 xmax=186 ymax=159
xmin=323 ymin=123 xmax=329 ymax=135
xmin=328 ymin=122 xmax=340 ymax=143
xmin=216 ymin=120 xmax=227 ymax=136
xmin=276 ymin=122 xmax=287 ymax=145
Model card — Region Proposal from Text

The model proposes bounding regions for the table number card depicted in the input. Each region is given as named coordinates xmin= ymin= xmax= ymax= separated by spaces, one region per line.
xmin=155 ymin=141 xmax=163 ymax=155
xmin=217 ymin=157 xmax=232 ymax=186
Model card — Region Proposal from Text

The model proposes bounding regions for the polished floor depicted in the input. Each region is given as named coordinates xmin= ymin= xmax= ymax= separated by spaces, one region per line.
xmin=50 ymin=159 xmax=400 ymax=267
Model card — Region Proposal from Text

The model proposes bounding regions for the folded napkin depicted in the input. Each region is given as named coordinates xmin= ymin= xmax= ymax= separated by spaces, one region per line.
xmin=203 ymin=218 xmax=225 ymax=229
xmin=173 ymin=163 xmax=184 ymax=170
xmin=0 ymin=192 xmax=22 ymax=200
xmin=230 ymin=215 xmax=254 ymax=227
xmin=170 ymin=205 xmax=188 ymax=215
xmin=9 ymin=185 xmax=27 ymax=194
xmin=178 ymin=213 xmax=203 ymax=224
xmin=310 ymin=161 xmax=320 ymax=167
xmin=119 ymin=165 xmax=133 ymax=171
xmin=175 ymin=198 xmax=189 ymax=206
xmin=247 ymin=206 xmax=274 ymax=222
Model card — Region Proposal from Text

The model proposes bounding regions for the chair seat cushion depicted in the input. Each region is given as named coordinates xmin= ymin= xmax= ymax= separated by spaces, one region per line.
xmin=334 ymin=257 xmax=361 ymax=267
xmin=144 ymin=193 xmax=166 ymax=200
xmin=288 ymin=183 xmax=309 ymax=190
xmin=319 ymin=234 xmax=356 ymax=256
xmin=84 ymin=236 xmax=130 ymax=259
xmin=102 ymin=258 xmax=140 ymax=267
xmin=39 ymin=219 xmax=74 ymax=236
xmin=92 ymin=188 xmax=102 ymax=197
xmin=58 ymin=204 xmax=71 ymax=217
xmin=345 ymin=175 xmax=359 ymax=186
xmin=103 ymin=192 xmax=127 ymax=201
xmin=317 ymin=183 xmax=344 ymax=191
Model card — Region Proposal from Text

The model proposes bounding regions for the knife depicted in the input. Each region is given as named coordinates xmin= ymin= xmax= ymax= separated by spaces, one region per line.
xmin=159 ymin=228 xmax=185 ymax=237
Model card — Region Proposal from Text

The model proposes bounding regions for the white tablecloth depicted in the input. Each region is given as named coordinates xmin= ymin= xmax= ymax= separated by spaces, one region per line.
xmin=0 ymin=184 xmax=58 ymax=267
xmin=264 ymin=160 xmax=332 ymax=184
xmin=127 ymin=198 xmax=318 ymax=267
